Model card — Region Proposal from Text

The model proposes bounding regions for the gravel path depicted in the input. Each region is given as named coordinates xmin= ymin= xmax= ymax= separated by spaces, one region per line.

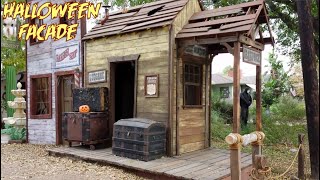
xmin=1 ymin=144 xmax=149 ymax=180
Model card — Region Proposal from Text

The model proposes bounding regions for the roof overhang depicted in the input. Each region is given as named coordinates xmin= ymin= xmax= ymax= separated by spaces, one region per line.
xmin=176 ymin=0 xmax=274 ymax=53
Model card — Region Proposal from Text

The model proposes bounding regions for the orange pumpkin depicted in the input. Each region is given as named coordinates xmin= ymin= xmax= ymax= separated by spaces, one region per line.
xmin=79 ymin=105 xmax=90 ymax=113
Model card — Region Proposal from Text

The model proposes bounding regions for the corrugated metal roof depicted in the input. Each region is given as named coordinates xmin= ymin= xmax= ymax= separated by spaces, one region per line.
xmin=83 ymin=0 xmax=189 ymax=40
xmin=176 ymin=0 xmax=272 ymax=41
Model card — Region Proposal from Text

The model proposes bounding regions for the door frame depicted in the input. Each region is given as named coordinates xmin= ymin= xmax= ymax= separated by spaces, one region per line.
xmin=108 ymin=54 xmax=139 ymax=139
xmin=55 ymin=70 xmax=76 ymax=145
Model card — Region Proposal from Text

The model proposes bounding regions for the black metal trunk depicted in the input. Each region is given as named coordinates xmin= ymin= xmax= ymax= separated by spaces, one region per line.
xmin=112 ymin=118 xmax=166 ymax=161
xmin=73 ymin=87 xmax=108 ymax=112
xmin=62 ymin=112 xmax=110 ymax=148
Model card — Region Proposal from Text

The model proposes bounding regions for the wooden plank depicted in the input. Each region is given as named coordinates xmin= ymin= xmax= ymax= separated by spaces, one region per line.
xmin=220 ymin=19 xmax=254 ymax=30
xmin=179 ymin=27 xmax=210 ymax=33
xmin=180 ymin=134 xmax=205 ymax=145
xmin=165 ymin=162 xmax=202 ymax=175
xmin=183 ymin=14 xmax=256 ymax=29
xmin=193 ymin=0 xmax=263 ymax=16
xmin=179 ymin=126 xmax=205 ymax=136
xmin=175 ymin=164 xmax=210 ymax=177
xmin=239 ymin=34 xmax=264 ymax=51
xmin=176 ymin=24 xmax=252 ymax=39
xmin=147 ymin=159 xmax=186 ymax=171
xmin=180 ymin=141 xmax=205 ymax=154
xmin=122 ymin=21 xmax=172 ymax=33
xmin=122 ymin=15 xmax=175 ymax=32
xmin=247 ymin=5 xmax=263 ymax=37
xmin=190 ymin=8 xmax=244 ymax=21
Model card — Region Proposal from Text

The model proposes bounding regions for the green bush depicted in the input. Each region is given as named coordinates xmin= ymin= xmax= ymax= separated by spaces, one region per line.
xmin=270 ymin=96 xmax=306 ymax=121
xmin=211 ymin=117 xmax=231 ymax=141
xmin=262 ymin=117 xmax=307 ymax=146
xmin=1 ymin=124 xmax=26 ymax=140
xmin=211 ymin=91 xmax=233 ymax=124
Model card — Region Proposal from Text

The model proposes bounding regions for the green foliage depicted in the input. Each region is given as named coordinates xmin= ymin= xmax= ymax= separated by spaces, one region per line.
xmin=212 ymin=95 xmax=307 ymax=146
xmin=270 ymin=96 xmax=306 ymax=122
xmin=1 ymin=124 xmax=14 ymax=134
xmin=262 ymin=52 xmax=291 ymax=107
xmin=1 ymin=124 xmax=26 ymax=140
xmin=211 ymin=91 xmax=233 ymax=123
xmin=263 ymin=117 xmax=306 ymax=146
xmin=222 ymin=65 xmax=233 ymax=75
xmin=10 ymin=127 xmax=26 ymax=140
xmin=1 ymin=46 xmax=26 ymax=75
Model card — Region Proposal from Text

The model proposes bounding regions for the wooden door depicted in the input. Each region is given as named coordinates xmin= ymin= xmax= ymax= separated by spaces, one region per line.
xmin=59 ymin=75 xmax=74 ymax=145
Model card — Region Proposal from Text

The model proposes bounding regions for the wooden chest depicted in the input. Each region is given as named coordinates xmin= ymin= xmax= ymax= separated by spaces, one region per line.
xmin=72 ymin=87 xmax=108 ymax=112
xmin=112 ymin=118 xmax=166 ymax=161
xmin=62 ymin=112 xmax=109 ymax=149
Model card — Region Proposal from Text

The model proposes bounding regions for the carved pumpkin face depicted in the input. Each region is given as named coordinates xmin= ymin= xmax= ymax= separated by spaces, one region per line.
xmin=79 ymin=105 xmax=90 ymax=113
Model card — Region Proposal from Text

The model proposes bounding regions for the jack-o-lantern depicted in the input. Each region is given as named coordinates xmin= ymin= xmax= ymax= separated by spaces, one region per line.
xmin=79 ymin=105 xmax=90 ymax=113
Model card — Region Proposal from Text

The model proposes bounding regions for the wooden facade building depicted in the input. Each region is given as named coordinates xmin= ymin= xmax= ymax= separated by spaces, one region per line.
xmin=83 ymin=0 xmax=273 ymax=157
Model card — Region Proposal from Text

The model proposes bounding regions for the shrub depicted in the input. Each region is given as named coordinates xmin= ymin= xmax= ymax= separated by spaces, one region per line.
xmin=270 ymin=96 xmax=306 ymax=122
xmin=1 ymin=124 xmax=26 ymax=140
xmin=211 ymin=91 xmax=233 ymax=124
xmin=211 ymin=118 xmax=231 ymax=141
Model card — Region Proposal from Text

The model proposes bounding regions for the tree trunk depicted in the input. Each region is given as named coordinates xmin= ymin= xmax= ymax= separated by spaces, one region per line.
xmin=296 ymin=0 xmax=320 ymax=179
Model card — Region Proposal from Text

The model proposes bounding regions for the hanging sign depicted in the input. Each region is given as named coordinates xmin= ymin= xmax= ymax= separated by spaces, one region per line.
xmin=55 ymin=44 xmax=80 ymax=68
xmin=185 ymin=45 xmax=207 ymax=58
xmin=145 ymin=74 xmax=159 ymax=97
xmin=243 ymin=45 xmax=261 ymax=66
xmin=88 ymin=70 xmax=107 ymax=84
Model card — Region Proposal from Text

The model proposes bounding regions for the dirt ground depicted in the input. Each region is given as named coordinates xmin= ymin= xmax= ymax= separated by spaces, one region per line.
xmin=1 ymin=144 xmax=149 ymax=180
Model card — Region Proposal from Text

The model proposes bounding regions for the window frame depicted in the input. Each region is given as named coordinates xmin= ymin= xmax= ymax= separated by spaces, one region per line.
xmin=220 ymin=87 xmax=230 ymax=98
xmin=183 ymin=62 xmax=203 ymax=108
xmin=30 ymin=74 xmax=52 ymax=119
xmin=29 ymin=15 xmax=44 ymax=45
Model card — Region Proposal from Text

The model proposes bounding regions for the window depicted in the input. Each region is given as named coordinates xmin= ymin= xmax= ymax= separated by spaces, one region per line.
xmin=30 ymin=74 xmax=52 ymax=119
xmin=184 ymin=63 xmax=202 ymax=106
xmin=220 ymin=87 xmax=230 ymax=98
xmin=29 ymin=17 xmax=43 ymax=45
xmin=59 ymin=4 xmax=77 ymax=36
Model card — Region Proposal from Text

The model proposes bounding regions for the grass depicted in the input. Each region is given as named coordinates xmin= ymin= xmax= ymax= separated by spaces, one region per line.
xmin=211 ymin=119 xmax=311 ymax=179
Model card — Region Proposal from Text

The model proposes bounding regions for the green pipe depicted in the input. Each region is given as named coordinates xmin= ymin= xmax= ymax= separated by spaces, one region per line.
xmin=5 ymin=66 xmax=17 ymax=117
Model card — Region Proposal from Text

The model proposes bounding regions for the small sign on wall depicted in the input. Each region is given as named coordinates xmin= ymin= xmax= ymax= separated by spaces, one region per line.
xmin=55 ymin=44 xmax=80 ymax=68
xmin=145 ymin=74 xmax=159 ymax=97
xmin=243 ymin=45 xmax=261 ymax=66
xmin=185 ymin=45 xmax=207 ymax=58
xmin=88 ymin=70 xmax=107 ymax=84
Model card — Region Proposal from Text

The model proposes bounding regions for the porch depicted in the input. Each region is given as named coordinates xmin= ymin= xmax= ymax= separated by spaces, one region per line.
xmin=48 ymin=146 xmax=252 ymax=180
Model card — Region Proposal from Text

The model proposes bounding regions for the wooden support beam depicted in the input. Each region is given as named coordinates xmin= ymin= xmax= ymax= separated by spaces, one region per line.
xmin=239 ymin=34 xmax=264 ymax=51
xmin=247 ymin=5 xmax=263 ymax=38
xmin=230 ymin=41 xmax=241 ymax=180
xmin=178 ymin=36 xmax=238 ymax=47
xmin=220 ymin=42 xmax=234 ymax=55
xmin=252 ymin=61 xmax=262 ymax=165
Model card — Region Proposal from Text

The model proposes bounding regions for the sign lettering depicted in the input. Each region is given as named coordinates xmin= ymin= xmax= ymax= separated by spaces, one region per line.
xmin=88 ymin=70 xmax=106 ymax=84
xmin=243 ymin=45 xmax=261 ymax=66
xmin=55 ymin=44 xmax=80 ymax=68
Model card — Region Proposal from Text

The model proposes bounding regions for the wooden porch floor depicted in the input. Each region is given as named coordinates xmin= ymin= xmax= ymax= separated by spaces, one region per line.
xmin=48 ymin=147 xmax=252 ymax=180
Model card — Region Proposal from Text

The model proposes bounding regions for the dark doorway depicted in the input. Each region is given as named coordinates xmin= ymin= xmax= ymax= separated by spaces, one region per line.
xmin=113 ymin=61 xmax=135 ymax=122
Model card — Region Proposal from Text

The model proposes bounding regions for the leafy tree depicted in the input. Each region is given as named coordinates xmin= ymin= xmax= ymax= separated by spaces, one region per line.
xmin=262 ymin=51 xmax=291 ymax=108
xmin=1 ymin=0 xmax=26 ymax=75
xmin=222 ymin=65 xmax=233 ymax=75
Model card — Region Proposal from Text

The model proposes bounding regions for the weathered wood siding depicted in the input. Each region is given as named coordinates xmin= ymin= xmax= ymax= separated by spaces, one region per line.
xmin=171 ymin=0 xmax=203 ymax=155
xmin=27 ymin=0 xmax=83 ymax=144
xmin=85 ymin=27 xmax=170 ymax=124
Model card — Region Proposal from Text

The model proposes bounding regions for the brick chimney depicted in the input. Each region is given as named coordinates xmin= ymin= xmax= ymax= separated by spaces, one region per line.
xmin=227 ymin=69 xmax=243 ymax=79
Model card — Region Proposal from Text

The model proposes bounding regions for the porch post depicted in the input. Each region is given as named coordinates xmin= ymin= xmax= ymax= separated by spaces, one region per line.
xmin=252 ymin=64 xmax=262 ymax=163
xmin=230 ymin=41 xmax=241 ymax=180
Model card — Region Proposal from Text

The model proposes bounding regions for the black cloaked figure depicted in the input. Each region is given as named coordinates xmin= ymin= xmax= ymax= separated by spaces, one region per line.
xmin=240 ymin=87 xmax=252 ymax=127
